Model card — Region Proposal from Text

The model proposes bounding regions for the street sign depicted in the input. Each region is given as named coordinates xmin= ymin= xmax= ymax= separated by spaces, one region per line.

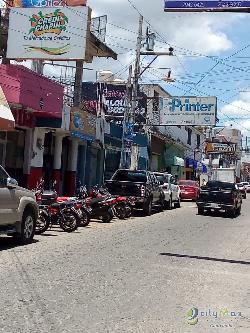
xmin=160 ymin=96 xmax=217 ymax=126
xmin=164 ymin=0 xmax=250 ymax=12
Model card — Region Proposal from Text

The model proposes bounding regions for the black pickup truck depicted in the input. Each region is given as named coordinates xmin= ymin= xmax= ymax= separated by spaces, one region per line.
xmin=197 ymin=181 xmax=242 ymax=217
xmin=105 ymin=169 xmax=164 ymax=215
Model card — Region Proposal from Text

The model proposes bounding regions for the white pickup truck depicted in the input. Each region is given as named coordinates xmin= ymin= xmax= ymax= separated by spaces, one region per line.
xmin=0 ymin=165 xmax=38 ymax=244
xmin=211 ymin=168 xmax=236 ymax=183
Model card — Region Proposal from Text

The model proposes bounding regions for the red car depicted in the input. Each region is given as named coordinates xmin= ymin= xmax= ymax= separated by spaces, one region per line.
xmin=179 ymin=180 xmax=200 ymax=201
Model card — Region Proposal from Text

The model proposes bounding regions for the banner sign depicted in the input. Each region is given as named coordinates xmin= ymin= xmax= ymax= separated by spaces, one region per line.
xmin=11 ymin=0 xmax=87 ymax=7
xmin=81 ymin=82 xmax=147 ymax=126
xmin=206 ymin=142 xmax=236 ymax=154
xmin=70 ymin=107 xmax=96 ymax=141
xmin=164 ymin=0 xmax=250 ymax=12
xmin=7 ymin=7 xmax=88 ymax=60
xmin=160 ymin=96 xmax=217 ymax=126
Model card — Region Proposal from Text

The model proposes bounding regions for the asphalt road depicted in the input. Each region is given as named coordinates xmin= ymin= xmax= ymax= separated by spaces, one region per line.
xmin=0 ymin=198 xmax=250 ymax=333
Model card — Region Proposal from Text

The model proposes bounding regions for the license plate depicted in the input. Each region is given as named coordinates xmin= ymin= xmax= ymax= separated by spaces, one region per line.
xmin=210 ymin=203 xmax=219 ymax=208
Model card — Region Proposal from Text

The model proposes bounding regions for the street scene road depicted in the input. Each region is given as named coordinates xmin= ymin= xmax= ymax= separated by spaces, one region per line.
xmin=1 ymin=199 xmax=249 ymax=333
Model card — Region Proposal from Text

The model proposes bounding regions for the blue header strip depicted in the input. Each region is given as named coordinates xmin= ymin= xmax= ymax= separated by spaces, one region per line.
xmin=164 ymin=1 xmax=250 ymax=11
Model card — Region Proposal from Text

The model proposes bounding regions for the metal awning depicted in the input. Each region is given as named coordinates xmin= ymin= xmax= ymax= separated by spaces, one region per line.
xmin=0 ymin=86 xmax=15 ymax=131
xmin=85 ymin=33 xmax=117 ymax=63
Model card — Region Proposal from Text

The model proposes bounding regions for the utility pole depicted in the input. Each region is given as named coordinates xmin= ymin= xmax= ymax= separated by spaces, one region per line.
xmin=130 ymin=14 xmax=143 ymax=125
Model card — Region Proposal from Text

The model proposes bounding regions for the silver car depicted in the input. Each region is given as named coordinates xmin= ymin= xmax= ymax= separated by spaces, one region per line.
xmin=0 ymin=165 xmax=38 ymax=244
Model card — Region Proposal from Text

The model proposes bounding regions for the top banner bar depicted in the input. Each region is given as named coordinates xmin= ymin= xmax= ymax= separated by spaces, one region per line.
xmin=164 ymin=0 xmax=250 ymax=12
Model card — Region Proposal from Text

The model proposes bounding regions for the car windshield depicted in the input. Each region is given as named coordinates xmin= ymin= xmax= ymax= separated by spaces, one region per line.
xmin=112 ymin=170 xmax=147 ymax=182
xmin=206 ymin=181 xmax=235 ymax=190
xmin=179 ymin=180 xmax=196 ymax=186
xmin=154 ymin=174 xmax=166 ymax=184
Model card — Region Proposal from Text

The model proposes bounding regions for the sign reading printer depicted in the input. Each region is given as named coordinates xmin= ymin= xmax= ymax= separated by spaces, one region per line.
xmin=160 ymin=96 xmax=217 ymax=126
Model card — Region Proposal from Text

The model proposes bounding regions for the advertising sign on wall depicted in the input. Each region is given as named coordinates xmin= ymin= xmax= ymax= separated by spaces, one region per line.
xmin=12 ymin=0 xmax=87 ymax=8
xmin=70 ymin=107 xmax=96 ymax=141
xmin=206 ymin=142 xmax=236 ymax=154
xmin=7 ymin=7 xmax=88 ymax=60
xmin=81 ymin=82 xmax=147 ymax=126
xmin=160 ymin=96 xmax=217 ymax=126
xmin=164 ymin=0 xmax=250 ymax=12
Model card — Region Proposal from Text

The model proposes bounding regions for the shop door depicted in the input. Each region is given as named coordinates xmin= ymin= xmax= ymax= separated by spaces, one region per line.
xmin=0 ymin=132 xmax=6 ymax=167
xmin=61 ymin=137 xmax=70 ymax=195
xmin=43 ymin=132 xmax=54 ymax=190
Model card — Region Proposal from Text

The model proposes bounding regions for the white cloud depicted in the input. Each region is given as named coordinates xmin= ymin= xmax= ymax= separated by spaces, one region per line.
xmin=220 ymin=92 xmax=250 ymax=135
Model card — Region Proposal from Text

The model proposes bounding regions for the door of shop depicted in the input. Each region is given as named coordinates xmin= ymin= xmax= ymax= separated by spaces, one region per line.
xmin=43 ymin=132 xmax=55 ymax=190
xmin=0 ymin=132 xmax=6 ymax=167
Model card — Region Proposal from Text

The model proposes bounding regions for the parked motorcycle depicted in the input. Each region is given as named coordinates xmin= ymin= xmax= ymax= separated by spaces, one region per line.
xmin=34 ymin=180 xmax=80 ymax=234
xmin=78 ymin=186 xmax=114 ymax=223
xmin=91 ymin=185 xmax=135 ymax=219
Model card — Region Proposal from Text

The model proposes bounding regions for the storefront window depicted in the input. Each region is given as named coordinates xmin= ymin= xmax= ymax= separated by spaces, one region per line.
xmin=5 ymin=130 xmax=25 ymax=170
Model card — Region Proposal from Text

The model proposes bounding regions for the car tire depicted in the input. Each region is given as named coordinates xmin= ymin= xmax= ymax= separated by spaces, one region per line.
xmin=228 ymin=208 xmax=237 ymax=218
xmin=198 ymin=207 xmax=204 ymax=215
xmin=144 ymin=198 xmax=152 ymax=216
xmin=236 ymin=206 xmax=241 ymax=216
xmin=14 ymin=209 xmax=36 ymax=245
xmin=165 ymin=197 xmax=172 ymax=210
xmin=175 ymin=198 xmax=181 ymax=208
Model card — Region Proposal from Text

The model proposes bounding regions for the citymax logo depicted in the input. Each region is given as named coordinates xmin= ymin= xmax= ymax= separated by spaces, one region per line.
xmin=168 ymin=98 xmax=215 ymax=112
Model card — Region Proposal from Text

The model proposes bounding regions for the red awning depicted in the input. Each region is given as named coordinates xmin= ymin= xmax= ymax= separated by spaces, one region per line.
xmin=0 ymin=86 xmax=15 ymax=131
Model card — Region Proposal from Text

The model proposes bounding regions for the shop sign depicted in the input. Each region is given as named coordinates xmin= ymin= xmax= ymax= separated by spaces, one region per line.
xmin=160 ymin=96 xmax=217 ymax=126
xmin=12 ymin=0 xmax=87 ymax=7
xmin=164 ymin=0 xmax=250 ymax=12
xmin=207 ymin=142 xmax=236 ymax=153
xmin=81 ymin=82 xmax=147 ymax=126
xmin=70 ymin=107 xmax=96 ymax=141
xmin=7 ymin=7 xmax=88 ymax=60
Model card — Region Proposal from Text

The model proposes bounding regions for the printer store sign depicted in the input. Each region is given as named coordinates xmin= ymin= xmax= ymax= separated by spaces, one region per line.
xmin=160 ymin=96 xmax=217 ymax=126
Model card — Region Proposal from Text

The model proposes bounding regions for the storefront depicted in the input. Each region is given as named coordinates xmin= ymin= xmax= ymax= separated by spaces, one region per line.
xmin=104 ymin=123 xmax=122 ymax=180
xmin=0 ymin=64 xmax=64 ymax=188
xmin=150 ymin=133 xmax=166 ymax=171
xmin=70 ymin=107 xmax=100 ymax=193
xmin=164 ymin=143 xmax=185 ymax=180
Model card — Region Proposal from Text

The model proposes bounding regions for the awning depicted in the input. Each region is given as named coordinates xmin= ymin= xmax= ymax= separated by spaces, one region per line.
xmin=174 ymin=156 xmax=185 ymax=167
xmin=0 ymin=86 xmax=15 ymax=131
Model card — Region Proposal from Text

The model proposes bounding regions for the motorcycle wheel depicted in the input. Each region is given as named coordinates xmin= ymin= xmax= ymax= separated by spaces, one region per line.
xmin=102 ymin=212 xmax=113 ymax=223
xmin=125 ymin=205 xmax=133 ymax=218
xmin=58 ymin=209 xmax=78 ymax=232
xmin=114 ymin=203 xmax=127 ymax=220
xmin=79 ymin=209 xmax=90 ymax=227
xmin=35 ymin=210 xmax=50 ymax=234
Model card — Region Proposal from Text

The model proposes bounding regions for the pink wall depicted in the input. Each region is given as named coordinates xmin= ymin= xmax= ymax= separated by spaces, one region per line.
xmin=0 ymin=64 xmax=63 ymax=118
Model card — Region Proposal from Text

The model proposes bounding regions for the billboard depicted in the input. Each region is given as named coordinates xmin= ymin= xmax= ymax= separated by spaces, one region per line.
xmin=206 ymin=142 xmax=236 ymax=154
xmin=164 ymin=0 xmax=250 ymax=12
xmin=81 ymin=82 xmax=147 ymax=126
xmin=7 ymin=7 xmax=88 ymax=60
xmin=160 ymin=96 xmax=217 ymax=126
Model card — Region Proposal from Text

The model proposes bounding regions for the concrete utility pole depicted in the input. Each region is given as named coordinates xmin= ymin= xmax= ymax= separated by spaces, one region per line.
xmin=130 ymin=14 xmax=143 ymax=125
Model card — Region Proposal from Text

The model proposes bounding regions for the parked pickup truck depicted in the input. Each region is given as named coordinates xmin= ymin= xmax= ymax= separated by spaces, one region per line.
xmin=196 ymin=180 xmax=242 ymax=218
xmin=105 ymin=169 xmax=164 ymax=215
xmin=0 ymin=165 xmax=38 ymax=244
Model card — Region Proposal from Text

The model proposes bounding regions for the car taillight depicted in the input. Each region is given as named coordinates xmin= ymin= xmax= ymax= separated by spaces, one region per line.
xmin=74 ymin=203 xmax=82 ymax=210
xmin=49 ymin=207 xmax=58 ymax=215
xmin=141 ymin=185 xmax=146 ymax=197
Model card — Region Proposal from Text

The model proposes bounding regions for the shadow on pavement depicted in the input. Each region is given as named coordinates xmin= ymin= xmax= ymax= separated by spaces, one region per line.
xmin=0 ymin=237 xmax=39 ymax=252
xmin=160 ymin=252 xmax=250 ymax=265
